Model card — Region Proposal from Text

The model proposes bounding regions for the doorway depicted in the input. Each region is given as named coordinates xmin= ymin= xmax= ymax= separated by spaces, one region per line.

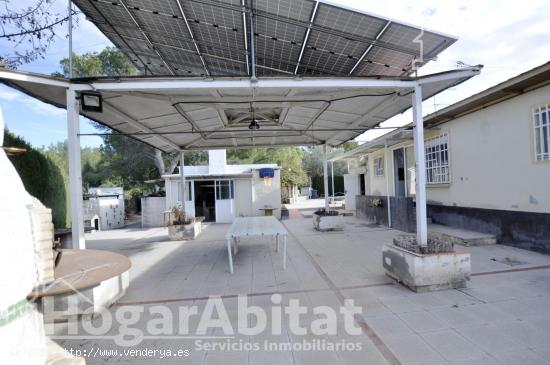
xmin=194 ymin=180 xmax=216 ymax=222
xmin=393 ymin=148 xmax=406 ymax=196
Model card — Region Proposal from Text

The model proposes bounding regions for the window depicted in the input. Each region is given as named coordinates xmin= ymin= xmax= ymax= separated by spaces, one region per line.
xmin=533 ymin=105 xmax=550 ymax=161
xmin=425 ymin=134 xmax=450 ymax=184
xmin=216 ymin=180 xmax=234 ymax=200
xmin=177 ymin=181 xmax=192 ymax=202
xmin=374 ymin=157 xmax=384 ymax=176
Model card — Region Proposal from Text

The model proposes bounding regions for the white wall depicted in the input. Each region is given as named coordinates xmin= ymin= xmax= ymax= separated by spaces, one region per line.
xmin=367 ymin=149 xmax=389 ymax=196
xmin=141 ymin=196 xmax=166 ymax=227
xmin=235 ymin=178 xmax=253 ymax=217
xmin=426 ymin=84 xmax=550 ymax=213
xmin=251 ymin=169 xmax=282 ymax=218
xmin=362 ymin=84 xmax=550 ymax=214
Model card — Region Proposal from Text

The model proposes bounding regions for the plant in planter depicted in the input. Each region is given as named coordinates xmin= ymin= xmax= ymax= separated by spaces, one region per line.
xmin=167 ymin=205 xmax=203 ymax=241
xmin=312 ymin=208 xmax=344 ymax=231
xmin=370 ymin=198 xmax=383 ymax=207
xmin=382 ymin=234 xmax=471 ymax=292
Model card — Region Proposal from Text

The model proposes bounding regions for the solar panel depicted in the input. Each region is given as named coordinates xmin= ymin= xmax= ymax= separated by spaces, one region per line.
xmin=73 ymin=0 xmax=456 ymax=77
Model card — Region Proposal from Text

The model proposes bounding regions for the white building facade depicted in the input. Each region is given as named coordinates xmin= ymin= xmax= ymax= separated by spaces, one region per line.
xmin=143 ymin=150 xmax=281 ymax=226
xmin=341 ymin=62 xmax=550 ymax=252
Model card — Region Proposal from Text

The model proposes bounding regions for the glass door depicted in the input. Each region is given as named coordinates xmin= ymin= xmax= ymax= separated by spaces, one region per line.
xmin=214 ymin=179 xmax=235 ymax=223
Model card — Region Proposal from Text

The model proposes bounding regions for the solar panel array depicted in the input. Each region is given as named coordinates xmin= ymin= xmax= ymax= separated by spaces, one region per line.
xmin=74 ymin=0 xmax=456 ymax=77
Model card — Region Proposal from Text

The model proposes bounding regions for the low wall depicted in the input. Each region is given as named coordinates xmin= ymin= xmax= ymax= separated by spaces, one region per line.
xmin=356 ymin=195 xmax=550 ymax=254
xmin=428 ymin=205 xmax=550 ymax=254
xmin=356 ymin=195 xmax=416 ymax=232
xmin=141 ymin=196 xmax=166 ymax=228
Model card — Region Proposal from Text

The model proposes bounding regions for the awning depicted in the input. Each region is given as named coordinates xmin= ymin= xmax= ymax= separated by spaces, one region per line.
xmin=0 ymin=67 xmax=481 ymax=152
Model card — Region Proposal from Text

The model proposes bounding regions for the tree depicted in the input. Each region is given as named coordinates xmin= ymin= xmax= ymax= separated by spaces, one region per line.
xmin=227 ymin=147 xmax=308 ymax=188
xmin=53 ymin=46 xmax=139 ymax=78
xmin=1 ymin=0 xmax=77 ymax=68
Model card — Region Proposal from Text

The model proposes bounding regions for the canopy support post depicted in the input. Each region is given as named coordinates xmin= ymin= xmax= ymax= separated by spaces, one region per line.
xmin=323 ymin=144 xmax=329 ymax=210
xmin=384 ymin=141 xmax=392 ymax=228
xmin=412 ymin=84 xmax=428 ymax=246
xmin=331 ymin=161 xmax=335 ymax=201
xmin=67 ymin=87 xmax=85 ymax=249
xmin=179 ymin=151 xmax=186 ymax=217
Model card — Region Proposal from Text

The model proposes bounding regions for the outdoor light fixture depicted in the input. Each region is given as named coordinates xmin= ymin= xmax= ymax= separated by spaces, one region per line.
xmin=248 ymin=119 xmax=260 ymax=130
xmin=80 ymin=91 xmax=103 ymax=113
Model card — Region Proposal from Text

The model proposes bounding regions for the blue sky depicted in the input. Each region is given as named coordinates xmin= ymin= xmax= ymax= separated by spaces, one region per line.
xmin=0 ymin=0 xmax=549 ymax=148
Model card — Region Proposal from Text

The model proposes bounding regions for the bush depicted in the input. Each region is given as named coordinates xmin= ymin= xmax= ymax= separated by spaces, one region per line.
xmin=4 ymin=130 xmax=68 ymax=228
xmin=125 ymin=186 xmax=144 ymax=213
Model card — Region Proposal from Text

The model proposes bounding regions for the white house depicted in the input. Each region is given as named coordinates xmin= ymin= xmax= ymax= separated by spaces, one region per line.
xmin=83 ymin=187 xmax=125 ymax=231
xmin=337 ymin=62 xmax=550 ymax=252
xmin=142 ymin=150 xmax=281 ymax=226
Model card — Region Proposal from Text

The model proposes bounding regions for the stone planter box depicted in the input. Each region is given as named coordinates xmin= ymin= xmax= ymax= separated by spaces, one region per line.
xmin=312 ymin=212 xmax=344 ymax=231
xmin=168 ymin=219 xmax=202 ymax=241
xmin=382 ymin=243 xmax=470 ymax=292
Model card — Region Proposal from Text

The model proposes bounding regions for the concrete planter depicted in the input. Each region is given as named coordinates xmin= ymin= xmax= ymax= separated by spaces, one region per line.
xmin=312 ymin=212 xmax=344 ymax=231
xmin=382 ymin=244 xmax=470 ymax=292
xmin=168 ymin=220 xmax=202 ymax=241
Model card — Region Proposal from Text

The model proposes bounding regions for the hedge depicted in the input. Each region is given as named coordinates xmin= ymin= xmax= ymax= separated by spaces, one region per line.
xmin=311 ymin=175 xmax=344 ymax=197
xmin=4 ymin=130 xmax=68 ymax=228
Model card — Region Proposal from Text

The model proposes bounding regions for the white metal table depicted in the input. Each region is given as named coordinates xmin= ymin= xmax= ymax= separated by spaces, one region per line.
xmin=225 ymin=216 xmax=288 ymax=274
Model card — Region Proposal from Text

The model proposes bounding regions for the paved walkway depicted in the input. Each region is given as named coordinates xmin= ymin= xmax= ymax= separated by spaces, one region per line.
xmin=50 ymin=217 xmax=550 ymax=365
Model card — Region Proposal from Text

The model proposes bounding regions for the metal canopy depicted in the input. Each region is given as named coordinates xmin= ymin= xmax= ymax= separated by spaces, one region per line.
xmin=0 ymin=68 xmax=481 ymax=152
xmin=73 ymin=0 xmax=457 ymax=77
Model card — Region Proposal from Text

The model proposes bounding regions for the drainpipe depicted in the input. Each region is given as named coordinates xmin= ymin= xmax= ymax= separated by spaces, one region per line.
xmin=384 ymin=141 xmax=392 ymax=228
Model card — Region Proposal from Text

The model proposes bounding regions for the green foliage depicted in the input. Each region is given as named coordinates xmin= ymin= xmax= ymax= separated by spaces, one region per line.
xmin=227 ymin=147 xmax=308 ymax=187
xmin=99 ymin=135 xmax=159 ymax=189
xmin=125 ymin=187 xmax=145 ymax=213
xmin=4 ymin=129 xmax=68 ymax=228
xmin=310 ymin=175 xmax=344 ymax=197
xmin=54 ymin=47 xmax=139 ymax=78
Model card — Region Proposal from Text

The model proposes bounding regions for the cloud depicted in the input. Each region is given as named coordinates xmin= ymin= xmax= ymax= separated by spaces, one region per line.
xmin=0 ymin=89 xmax=20 ymax=101
xmin=21 ymin=98 xmax=66 ymax=117
xmin=0 ymin=86 xmax=66 ymax=117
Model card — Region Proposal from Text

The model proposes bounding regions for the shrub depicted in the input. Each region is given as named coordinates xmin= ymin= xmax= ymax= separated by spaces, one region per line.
xmin=4 ymin=130 xmax=68 ymax=228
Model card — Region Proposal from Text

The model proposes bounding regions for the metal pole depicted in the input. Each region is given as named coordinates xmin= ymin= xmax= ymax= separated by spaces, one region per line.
xmin=66 ymin=87 xmax=84 ymax=248
xmin=179 ymin=151 xmax=186 ymax=217
xmin=412 ymin=84 xmax=428 ymax=246
xmin=331 ymin=161 xmax=335 ymax=201
xmin=68 ymin=0 xmax=73 ymax=78
xmin=384 ymin=141 xmax=392 ymax=228
xmin=248 ymin=0 xmax=257 ymax=80
xmin=323 ymin=144 xmax=329 ymax=210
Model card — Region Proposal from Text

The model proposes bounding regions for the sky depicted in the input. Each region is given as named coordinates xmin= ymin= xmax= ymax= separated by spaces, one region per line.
xmin=0 ymin=0 xmax=549 ymax=148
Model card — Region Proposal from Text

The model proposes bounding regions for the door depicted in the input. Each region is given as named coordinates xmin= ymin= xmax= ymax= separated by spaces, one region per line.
xmin=393 ymin=148 xmax=406 ymax=196
xmin=343 ymin=174 xmax=360 ymax=211
xmin=215 ymin=179 xmax=235 ymax=223
xmin=178 ymin=180 xmax=195 ymax=218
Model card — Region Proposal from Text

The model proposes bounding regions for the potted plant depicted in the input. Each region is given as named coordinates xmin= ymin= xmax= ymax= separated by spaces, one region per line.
xmin=312 ymin=208 xmax=344 ymax=231
xmin=370 ymin=198 xmax=383 ymax=207
xmin=167 ymin=205 xmax=203 ymax=241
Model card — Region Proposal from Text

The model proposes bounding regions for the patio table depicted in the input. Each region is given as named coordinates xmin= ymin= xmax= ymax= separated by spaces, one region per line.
xmin=225 ymin=216 xmax=288 ymax=274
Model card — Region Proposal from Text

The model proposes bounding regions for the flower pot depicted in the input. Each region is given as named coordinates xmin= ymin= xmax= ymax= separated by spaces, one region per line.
xmin=382 ymin=243 xmax=470 ymax=292
xmin=167 ymin=220 xmax=202 ymax=241
xmin=312 ymin=212 xmax=344 ymax=231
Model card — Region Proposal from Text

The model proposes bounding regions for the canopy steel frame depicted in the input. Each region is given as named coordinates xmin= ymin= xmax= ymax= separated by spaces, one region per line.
xmin=0 ymin=66 xmax=481 ymax=248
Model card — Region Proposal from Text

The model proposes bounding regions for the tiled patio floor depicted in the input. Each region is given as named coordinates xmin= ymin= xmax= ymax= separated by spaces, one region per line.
xmin=52 ymin=216 xmax=550 ymax=365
